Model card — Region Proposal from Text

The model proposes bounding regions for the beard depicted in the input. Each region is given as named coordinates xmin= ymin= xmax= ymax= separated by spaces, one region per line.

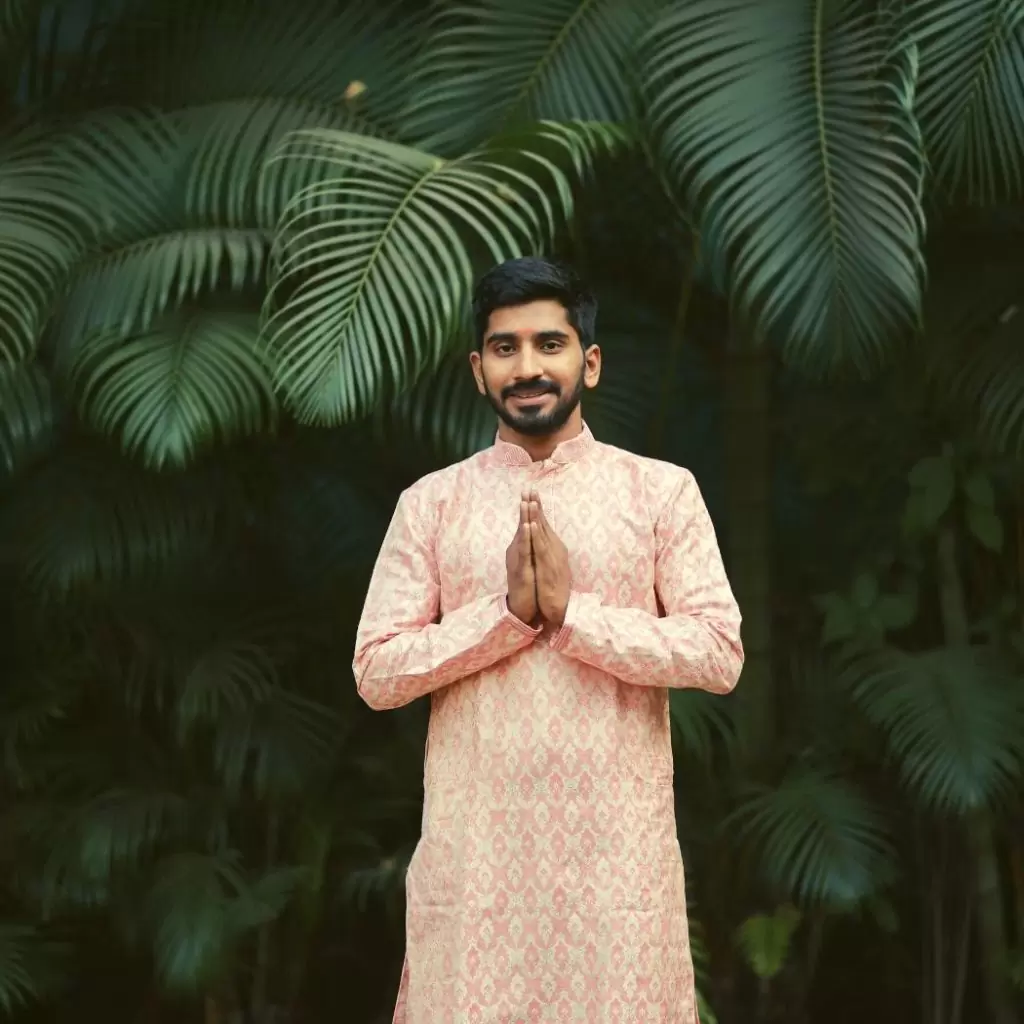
xmin=483 ymin=366 xmax=585 ymax=437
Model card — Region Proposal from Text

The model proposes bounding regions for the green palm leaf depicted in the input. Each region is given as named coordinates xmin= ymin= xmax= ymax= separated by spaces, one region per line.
xmin=730 ymin=767 xmax=896 ymax=908
xmin=181 ymin=102 xmax=358 ymax=230
xmin=379 ymin=347 xmax=495 ymax=462
xmin=0 ymin=360 xmax=53 ymax=476
xmin=261 ymin=121 xmax=619 ymax=424
xmin=0 ymin=125 xmax=100 ymax=363
xmin=174 ymin=641 xmax=277 ymax=743
xmin=144 ymin=851 xmax=304 ymax=993
xmin=403 ymin=0 xmax=660 ymax=153
xmin=910 ymin=0 xmax=1024 ymax=203
xmin=0 ymin=924 xmax=65 ymax=1014
xmin=69 ymin=311 xmax=276 ymax=469
xmin=99 ymin=0 xmax=415 ymax=123
xmin=644 ymin=0 xmax=926 ymax=372
xmin=670 ymin=689 xmax=736 ymax=766
xmin=212 ymin=688 xmax=340 ymax=800
xmin=1 ymin=447 xmax=221 ymax=594
xmin=56 ymin=229 xmax=267 ymax=346
xmin=952 ymin=313 xmax=1024 ymax=454
xmin=843 ymin=646 xmax=1024 ymax=813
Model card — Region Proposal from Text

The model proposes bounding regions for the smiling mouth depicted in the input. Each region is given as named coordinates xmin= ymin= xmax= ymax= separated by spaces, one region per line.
xmin=510 ymin=390 xmax=552 ymax=400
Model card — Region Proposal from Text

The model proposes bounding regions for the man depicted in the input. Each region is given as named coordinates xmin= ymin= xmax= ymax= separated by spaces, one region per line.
xmin=353 ymin=257 xmax=743 ymax=1024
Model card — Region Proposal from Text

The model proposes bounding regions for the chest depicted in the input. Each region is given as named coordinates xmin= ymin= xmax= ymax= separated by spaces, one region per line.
xmin=434 ymin=466 xmax=656 ymax=611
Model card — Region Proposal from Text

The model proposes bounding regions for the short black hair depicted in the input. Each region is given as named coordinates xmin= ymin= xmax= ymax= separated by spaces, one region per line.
xmin=471 ymin=257 xmax=597 ymax=351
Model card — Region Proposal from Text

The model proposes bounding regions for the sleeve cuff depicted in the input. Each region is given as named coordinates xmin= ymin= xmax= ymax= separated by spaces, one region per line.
xmin=499 ymin=595 xmax=543 ymax=638
xmin=549 ymin=590 xmax=582 ymax=651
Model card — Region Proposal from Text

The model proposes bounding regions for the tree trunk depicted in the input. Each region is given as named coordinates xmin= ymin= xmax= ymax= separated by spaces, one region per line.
xmin=724 ymin=333 xmax=774 ymax=758
xmin=935 ymin=526 xmax=1017 ymax=1024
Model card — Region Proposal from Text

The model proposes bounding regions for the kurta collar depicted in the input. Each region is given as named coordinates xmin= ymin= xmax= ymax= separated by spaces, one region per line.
xmin=492 ymin=423 xmax=595 ymax=466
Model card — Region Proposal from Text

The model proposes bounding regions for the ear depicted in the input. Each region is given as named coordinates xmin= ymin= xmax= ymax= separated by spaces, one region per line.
xmin=583 ymin=344 xmax=601 ymax=390
xmin=469 ymin=350 xmax=486 ymax=395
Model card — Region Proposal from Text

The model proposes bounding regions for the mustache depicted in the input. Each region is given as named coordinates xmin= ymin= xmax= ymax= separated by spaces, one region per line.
xmin=502 ymin=381 xmax=559 ymax=399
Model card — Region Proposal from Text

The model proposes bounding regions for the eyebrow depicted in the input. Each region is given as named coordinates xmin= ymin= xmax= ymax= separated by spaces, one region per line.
xmin=485 ymin=329 xmax=570 ymax=347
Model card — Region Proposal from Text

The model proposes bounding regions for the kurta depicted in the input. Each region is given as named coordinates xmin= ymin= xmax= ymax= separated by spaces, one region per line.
xmin=353 ymin=424 xmax=743 ymax=1024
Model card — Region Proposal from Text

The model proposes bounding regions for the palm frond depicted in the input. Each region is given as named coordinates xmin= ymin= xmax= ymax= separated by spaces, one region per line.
xmin=174 ymin=641 xmax=277 ymax=743
xmin=670 ymin=689 xmax=737 ymax=766
xmin=910 ymin=0 xmax=1024 ymax=203
xmin=56 ymin=229 xmax=268 ymax=348
xmin=212 ymin=688 xmax=340 ymax=800
xmin=644 ymin=0 xmax=926 ymax=373
xmin=258 ymin=445 xmax=389 ymax=587
xmin=0 ymin=125 xmax=101 ymax=363
xmin=144 ymin=851 xmax=303 ymax=993
xmin=0 ymin=446 xmax=222 ymax=595
xmin=402 ymin=0 xmax=660 ymax=153
xmin=688 ymin=917 xmax=718 ymax=1024
xmin=181 ymin=102 xmax=357 ymax=230
xmin=69 ymin=311 xmax=276 ymax=469
xmin=0 ymin=360 xmax=54 ymax=476
xmin=0 ymin=673 xmax=74 ymax=789
xmin=0 ymin=923 xmax=66 ymax=1015
xmin=261 ymin=120 xmax=619 ymax=424
xmin=97 ymin=0 xmax=415 ymax=126
xmin=380 ymin=347 xmax=495 ymax=462
xmin=843 ymin=645 xmax=1024 ymax=814
xmin=37 ymin=788 xmax=192 ymax=913
xmin=730 ymin=767 xmax=897 ymax=908
xmin=950 ymin=306 xmax=1024 ymax=455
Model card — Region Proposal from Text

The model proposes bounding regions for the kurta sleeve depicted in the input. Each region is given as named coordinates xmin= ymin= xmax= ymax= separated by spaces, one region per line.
xmin=550 ymin=468 xmax=743 ymax=693
xmin=353 ymin=486 xmax=541 ymax=710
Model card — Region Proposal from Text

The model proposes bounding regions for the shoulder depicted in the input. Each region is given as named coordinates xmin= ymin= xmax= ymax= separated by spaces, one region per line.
xmin=395 ymin=449 xmax=491 ymax=524
xmin=591 ymin=441 xmax=700 ymax=504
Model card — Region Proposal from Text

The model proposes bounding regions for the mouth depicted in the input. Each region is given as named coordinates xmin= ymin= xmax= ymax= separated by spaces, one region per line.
xmin=508 ymin=389 xmax=554 ymax=403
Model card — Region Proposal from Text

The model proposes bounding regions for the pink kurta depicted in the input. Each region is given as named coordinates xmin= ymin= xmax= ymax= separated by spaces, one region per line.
xmin=353 ymin=424 xmax=743 ymax=1024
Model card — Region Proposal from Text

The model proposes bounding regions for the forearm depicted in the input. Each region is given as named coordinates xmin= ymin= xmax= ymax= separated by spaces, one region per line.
xmin=550 ymin=591 xmax=743 ymax=693
xmin=354 ymin=594 xmax=540 ymax=710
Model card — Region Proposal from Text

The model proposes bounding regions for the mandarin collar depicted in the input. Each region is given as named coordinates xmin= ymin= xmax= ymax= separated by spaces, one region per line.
xmin=491 ymin=423 xmax=595 ymax=467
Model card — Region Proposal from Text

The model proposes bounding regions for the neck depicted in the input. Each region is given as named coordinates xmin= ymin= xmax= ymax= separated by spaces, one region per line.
xmin=497 ymin=409 xmax=584 ymax=462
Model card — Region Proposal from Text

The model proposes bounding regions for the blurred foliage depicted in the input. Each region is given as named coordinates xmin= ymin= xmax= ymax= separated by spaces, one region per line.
xmin=1 ymin=1 xmax=1024 ymax=1023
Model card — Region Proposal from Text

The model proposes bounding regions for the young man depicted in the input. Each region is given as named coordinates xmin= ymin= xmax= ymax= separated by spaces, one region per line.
xmin=354 ymin=257 xmax=743 ymax=1024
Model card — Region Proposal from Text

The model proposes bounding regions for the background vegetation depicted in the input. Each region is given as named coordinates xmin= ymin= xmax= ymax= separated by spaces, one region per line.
xmin=2 ymin=0 xmax=1024 ymax=1022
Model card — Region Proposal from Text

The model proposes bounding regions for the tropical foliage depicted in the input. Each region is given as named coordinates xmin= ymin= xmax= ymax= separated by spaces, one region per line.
xmin=1 ymin=1 xmax=1024 ymax=1023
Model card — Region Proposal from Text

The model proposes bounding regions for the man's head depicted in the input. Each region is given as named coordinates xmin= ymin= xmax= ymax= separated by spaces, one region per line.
xmin=469 ymin=257 xmax=601 ymax=438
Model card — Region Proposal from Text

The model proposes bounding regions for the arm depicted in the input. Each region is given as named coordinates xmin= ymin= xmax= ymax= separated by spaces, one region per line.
xmin=549 ymin=469 xmax=743 ymax=693
xmin=353 ymin=487 xmax=541 ymax=710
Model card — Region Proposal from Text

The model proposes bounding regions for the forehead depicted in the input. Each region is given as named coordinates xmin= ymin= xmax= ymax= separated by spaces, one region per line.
xmin=485 ymin=299 xmax=575 ymax=339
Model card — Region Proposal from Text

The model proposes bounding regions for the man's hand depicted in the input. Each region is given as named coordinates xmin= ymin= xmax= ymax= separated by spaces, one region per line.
xmin=529 ymin=491 xmax=572 ymax=626
xmin=505 ymin=497 xmax=538 ymax=625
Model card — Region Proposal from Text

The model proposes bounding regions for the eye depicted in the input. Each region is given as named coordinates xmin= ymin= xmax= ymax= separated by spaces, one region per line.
xmin=494 ymin=343 xmax=515 ymax=356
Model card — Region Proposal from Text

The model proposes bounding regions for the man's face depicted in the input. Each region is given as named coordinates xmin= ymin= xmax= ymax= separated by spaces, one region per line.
xmin=470 ymin=299 xmax=601 ymax=437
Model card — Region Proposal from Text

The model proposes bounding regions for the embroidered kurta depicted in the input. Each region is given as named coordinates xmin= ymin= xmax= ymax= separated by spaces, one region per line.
xmin=353 ymin=424 xmax=743 ymax=1024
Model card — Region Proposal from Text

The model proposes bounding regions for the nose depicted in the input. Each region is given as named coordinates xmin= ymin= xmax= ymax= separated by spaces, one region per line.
xmin=513 ymin=348 xmax=543 ymax=380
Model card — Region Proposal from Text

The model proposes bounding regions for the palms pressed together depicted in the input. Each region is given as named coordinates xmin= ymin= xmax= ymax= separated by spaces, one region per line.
xmin=505 ymin=490 xmax=571 ymax=628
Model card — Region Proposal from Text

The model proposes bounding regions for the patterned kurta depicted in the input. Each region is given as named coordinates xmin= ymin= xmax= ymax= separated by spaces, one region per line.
xmin=353 ymin=424 xmax=743 ymax=1024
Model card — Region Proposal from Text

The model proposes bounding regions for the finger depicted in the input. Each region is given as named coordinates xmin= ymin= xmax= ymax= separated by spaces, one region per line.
xmin=519 ymin=504 xmax=532 ymax=548
xmin=529 ymin=517 xmax=546 ymax=556
xmin=530 ymin=493 xmax=549 ymax=534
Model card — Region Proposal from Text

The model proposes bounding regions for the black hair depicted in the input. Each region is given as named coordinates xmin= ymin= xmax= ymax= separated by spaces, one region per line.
xmin=471 ymin=257 xmax=597 ymax=351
